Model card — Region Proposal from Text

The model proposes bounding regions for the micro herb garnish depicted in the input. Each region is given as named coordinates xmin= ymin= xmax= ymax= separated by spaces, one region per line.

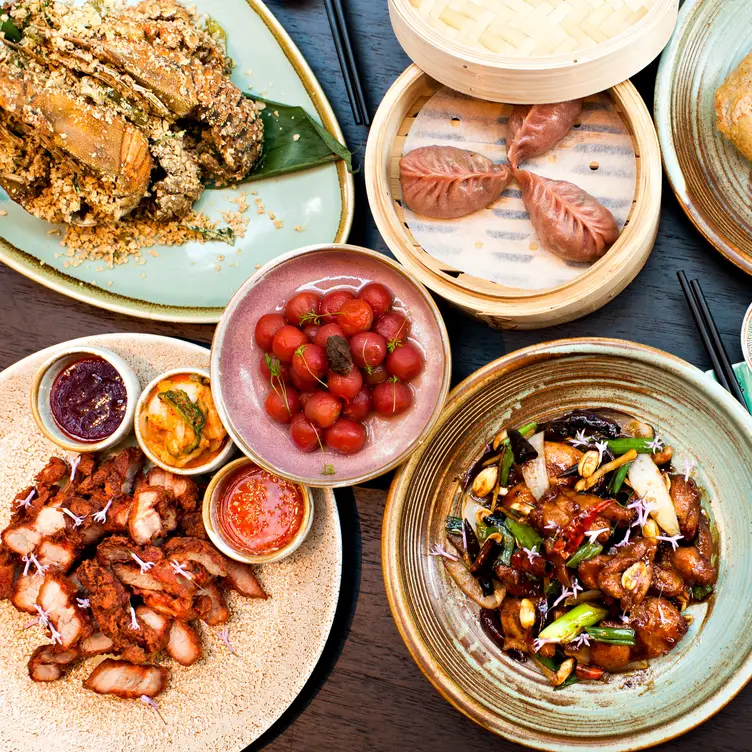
xmin=298 ymin=310 xmax=323 ymax=326
xmin=387 ymin=374 xmax=399 ymax=413
xmin=158 ymin=389 xmax=205 ymax=453
xmin=265 ymin=353 xmax=292 ymax=416
xmin=322 ymin=464 xmax=336 ymax=476
xmin=294 ymin=344 xmax=327 ymax=387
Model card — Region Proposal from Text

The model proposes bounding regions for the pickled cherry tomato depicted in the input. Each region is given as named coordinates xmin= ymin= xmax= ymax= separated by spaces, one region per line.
xmin=372 ymin=380 xmax=412 ymax=416
xmin=302 ymin=324 xmax=320 ymax=342
xmin=298 ymin=390 xmax=315 ymax=408
xmin=290 ymin=367 xmax=317 ymax=392
xmin=328 ymin=367 xmax=363 ymax=402
xmin=314 ymin=323 xmax=347 ymax=349
xmin=324 ymin=418 xmax=366 ymax=454
xmin=272 ymin=325 xmax=308 ymax=364
xmin=265 ymin=388 xmax=301 ymax=423
xmin=350 ymin=331 xmax=387 ymax=369
xmin=260 ymin=354 xmax=291 ymax=386
xmin=320 ymin=289 xmax=355 ymax=323
xmin=363 ymin=364 xmax=389 ymax=386
xmin=284 ymin=291 xmax=322 ymax=326
xmin=290 ymin=413 xmax=322 ymax=452
xmin=304 ymin=391 xmax=342 ymax=428
xmin=358 ymin=282 xmax=393 ymax=317
xmin=343 ymin=386 xmax=372 ymax=421
xmin=385 ymin=342 xmax=423 ymax=381
xmin=339 ymin=299 xmax=373 ymax=336
xmin=291 ymin=343 xmax=327 ymax=383
xmin=255 ymin=313 xmax=286 ymax=351
xmin=373 ymin=311 xmax=411 ymax=344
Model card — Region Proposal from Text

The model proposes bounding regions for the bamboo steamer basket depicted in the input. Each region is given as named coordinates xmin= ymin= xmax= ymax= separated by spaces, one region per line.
xmin=364 ymin=65 xmax=661 ymax=330
xmin=389 ymin=0 xmax=679 ymax=103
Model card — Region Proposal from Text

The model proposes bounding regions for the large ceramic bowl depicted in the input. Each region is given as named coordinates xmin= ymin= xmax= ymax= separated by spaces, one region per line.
xmin=383 ymin=338 xmax=752 ymax=751
xmin=211 ymin=244 xmax=452 ymax=488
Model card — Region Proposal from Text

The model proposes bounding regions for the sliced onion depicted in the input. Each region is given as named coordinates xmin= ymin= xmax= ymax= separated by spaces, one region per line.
xmin=442 ymin=557 xmax=506 ymax=609
xmin=462 ymin=496 xmax=487 ymax=536
xmin=628 ymin=454 xmax=680 ymax=536
xmin=521 ymin=432 xmax=549 ymax=501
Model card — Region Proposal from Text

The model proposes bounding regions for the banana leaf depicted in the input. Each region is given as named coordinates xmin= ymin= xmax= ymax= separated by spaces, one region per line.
xmin=239 ymin=94 xmax=353 ymax=183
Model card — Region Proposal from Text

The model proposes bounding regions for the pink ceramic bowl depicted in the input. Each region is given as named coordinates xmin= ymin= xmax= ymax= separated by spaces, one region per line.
xmin=210 ymin=244 xmax=452 ymax=488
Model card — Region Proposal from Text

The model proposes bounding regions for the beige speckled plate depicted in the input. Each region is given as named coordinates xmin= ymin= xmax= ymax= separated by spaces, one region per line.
xmin=0 ymin=333 xmax=342 ymax=752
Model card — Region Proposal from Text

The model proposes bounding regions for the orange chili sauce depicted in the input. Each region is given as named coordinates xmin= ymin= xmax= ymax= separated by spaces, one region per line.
xmin=217 ymin=464 xmax=304 ymax=555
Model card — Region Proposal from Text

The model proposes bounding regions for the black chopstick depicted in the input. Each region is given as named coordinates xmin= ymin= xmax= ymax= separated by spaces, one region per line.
xmin=677 ymin=271 xmax=749 ymax=410
xmin=323 ymin=0 xmax=370 ymax=126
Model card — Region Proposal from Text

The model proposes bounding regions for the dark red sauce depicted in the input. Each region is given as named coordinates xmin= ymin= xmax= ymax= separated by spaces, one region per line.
xmin=50 ymin=356 xmax=127 ymax=442
xmin=217 ymin=464 xmax=304 ymax=555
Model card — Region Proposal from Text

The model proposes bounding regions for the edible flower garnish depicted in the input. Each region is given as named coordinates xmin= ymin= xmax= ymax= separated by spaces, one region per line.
xmin=34 ymin=605 xmax=51 ymax=628
xmin=140 ymin=695 xmax=166 ymax=725
xmin=655 ymin=534 xmax=684 ymax=551
xmin=17 ymin=489 xmax=35 ymax=509
xmin=584 ymin=527 xmax=609 ymax=545
xmin=49 ymin=624 xmax=63 ymax=645
xmin=594 ymin=440 xmax=609 ymax=464
xmin=131 ymin=551 xmax=155 ymax=574
xmin=61 ymin=507 xmax=86 ymax=528
xmin=128 ymin=605 xmax=140 ymax=631
xmin=522 ymin=546 xmax=540 ymax=564
xmin=170 ymin=560 xmax=194 ymax=579
xmin=614 ymin=527 xmax=632 ymax=549
xmin=571 ymin=429 xmax=592 ymax=449
xmin=646 ymin=436 xmax=664 ymax=454
xmin=532 ymin=637 xmax=555 ymax=653
xmin=76 ymin=598 xmax=90 ymax=609
xmin=69 ymin=454 xmax=81 ymax=483
xmin=428 ymin=543 xmax=458 ymax=562
xmin=219 ymin=625 xmax=238 ymax=656
xmin=627 ymin=495 xmax=656 ymax=529
xmin=92 ymin=498 xmax=113 ymax=524
xmin=620 ymin=614 xmax=630 ymax=624
xmin=570 ymin=577 xmax=583 ymax=599
xmin=552 ymin=587 xmax=573 ymax=608
xmin=22 ymin=553 xmax=48 ymax=578
xmin=569 ymin=632 xmax=591 ymax=648
xmin=683 ymin=459 xmax=695 ymax=482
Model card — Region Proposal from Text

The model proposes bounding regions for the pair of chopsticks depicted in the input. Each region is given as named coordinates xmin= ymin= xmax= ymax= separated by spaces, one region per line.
xmin=323 ymin=0 xmax=369 ymax=126
xmin=677 ymin=271 xmax=749 ymax=411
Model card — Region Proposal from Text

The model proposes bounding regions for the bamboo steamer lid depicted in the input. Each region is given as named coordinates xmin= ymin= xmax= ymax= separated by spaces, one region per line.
xmin=389 ymin=0 xmax=678 ymax=103
xmin=364 ymin=65 xmax=661 ymax=330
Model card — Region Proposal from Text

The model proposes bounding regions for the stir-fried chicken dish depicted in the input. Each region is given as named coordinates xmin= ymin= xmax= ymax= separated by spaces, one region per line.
xmin=0 ymin=0 xmax=263 ymax=226
xmin=0 ymin=447 xmax=267 ymax=699
xmin=439 ymin=410 xmax=717 ymax=688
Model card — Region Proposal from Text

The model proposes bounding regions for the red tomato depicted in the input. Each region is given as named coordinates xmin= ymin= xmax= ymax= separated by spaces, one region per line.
xmin=254 ymin=313 xmax=286 ymax=351
xmin=291 ymin=343 xmax=327 ymax=384
xmin=320 ymin=289 xmax=355 ymax=323
xmin=385 ymin=342 xmax=423 ymax=381
xmin=290 ymin=367 xmax=318 ymax=392
xmin=290 ymin=413 xmax=322 ymax=453
xmin=350 ymin=331 xmax=387 ymax=369
xmin=373 ymin=312 xmax=411 ymax=344
xmin=314 ymin=323 xmax=347 ymax=348
xmin=265 ymin=388 xmax=300 ymax=423
xmin=358 ymin=282 xmax=393 ymax=317
xmin=364 ymin=364 xmax=389 ymax=386
xmin=372 ymin=380 xmax=412 ymax=416
xmin=284 ymin=291 xmax=322 ymax=326
xmin=259 ymin=354 xmax=291 ymax=386
xmin=339 ymin=299 xmax=374 ymax=336
xmin=324 ymin=418 xmax=366 ymax=454
xmin=298 ymin=390 xmax=315 ymax=408
xmin=302 ymin=324 xmax=320 ymax=342
xmin=328 ymin=367 xmax=363 ymax=402
xmin=304 ymin=391 xmax=342 ymax=429
xmin=272 ymin=325 xmax=308 ymax=364
xmin=343 ymin=386 xmax=372 ymax=421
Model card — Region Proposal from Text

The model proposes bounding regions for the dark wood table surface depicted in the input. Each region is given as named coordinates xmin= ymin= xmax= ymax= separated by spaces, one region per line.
xmin=1 ymin=1 xmax=751 ymax=750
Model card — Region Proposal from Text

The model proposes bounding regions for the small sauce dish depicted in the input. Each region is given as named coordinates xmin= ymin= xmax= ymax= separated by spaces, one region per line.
xmin=134 ymin=367 xmax=235 ymax=477
xmin=31 ymin=345 xmax=141 ymax=453
xmin=203 ymin=457 xmax=314 ymax=564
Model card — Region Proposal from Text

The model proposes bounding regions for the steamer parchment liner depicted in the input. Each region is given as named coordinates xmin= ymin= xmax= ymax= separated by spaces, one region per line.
xmin=401 ymin=87 xmax=637 ymax=291
xmin=0 ymin=333 xmax=341 ymax=752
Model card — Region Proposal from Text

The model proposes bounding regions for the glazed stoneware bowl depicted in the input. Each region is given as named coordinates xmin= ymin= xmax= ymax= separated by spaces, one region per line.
xmin=383 ymin=338 xmax=752 ymax=751
xmin=211 ymin=244 xmax=452 ymax=488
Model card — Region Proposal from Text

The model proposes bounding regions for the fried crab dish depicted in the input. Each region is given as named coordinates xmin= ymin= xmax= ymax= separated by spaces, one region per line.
xmin=438 ymin=410 xmax=717 ymax=688
xmin=0 ymin=448 xmax=267 ymax=700
xmin=0 ymin=0 xmax=263 ymax=226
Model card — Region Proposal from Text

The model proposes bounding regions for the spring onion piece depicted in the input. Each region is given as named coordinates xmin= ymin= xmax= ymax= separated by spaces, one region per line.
xmin=445 ymin=516 xmax=463 ymax=535
xmin=505 ymin=518 xmax=543 ymax=550
xmin=499 ymin=445 xmax=514 ymax=487
xmin=586 ymin=627 xmax=636 ymax=646
xmin=476 ymin=520 xmax=503 ymax=544
xmin=692 ymin=584 xmax=714 ymax=601
xmin=537 ymin=603 xmax=608 ymax=643
xmin=609 ymin=461 xmax=632 ymax=494
xmin=545 ymin=579 xmax=562 ymax=598
xmin=497 ymin=525 xmax=515 ymax=566
xmin=1 ymin=19 xmax=22 ymax=42
xmin=607 ymin=438 xmax=660 ymax=455
xmin=628 ymin=454 xmax=680 ymax=536
xmin=566 ymin=541 xmax=603 ymax=568
xmin=521 ymin=432 xmax=549 ymax=501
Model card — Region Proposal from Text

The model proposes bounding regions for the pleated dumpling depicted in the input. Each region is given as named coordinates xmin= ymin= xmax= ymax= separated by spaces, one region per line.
xmin=516 ymin=170 xmax=620 ymax=263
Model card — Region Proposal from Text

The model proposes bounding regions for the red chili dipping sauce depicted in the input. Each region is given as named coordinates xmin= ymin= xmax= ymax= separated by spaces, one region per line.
xmin=217 ymin=464 xmax=305 ymax=555
xmin=50 ymin=356 xmax=127 ymax=442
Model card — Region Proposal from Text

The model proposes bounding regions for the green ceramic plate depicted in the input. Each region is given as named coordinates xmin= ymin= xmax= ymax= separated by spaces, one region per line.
xmin=0 ymin=0 xmax=354 ymax=322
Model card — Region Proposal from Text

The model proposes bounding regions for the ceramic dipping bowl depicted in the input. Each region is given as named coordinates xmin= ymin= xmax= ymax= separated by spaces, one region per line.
xmin=383 ymin=337 xmax=752 ymax=751
xmin=211 ymin=244 xmax=452 ymax=488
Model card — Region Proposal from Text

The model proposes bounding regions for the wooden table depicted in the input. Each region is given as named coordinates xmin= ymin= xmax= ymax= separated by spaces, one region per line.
xmin=1 ymin=1 xmax=751 ymax=750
